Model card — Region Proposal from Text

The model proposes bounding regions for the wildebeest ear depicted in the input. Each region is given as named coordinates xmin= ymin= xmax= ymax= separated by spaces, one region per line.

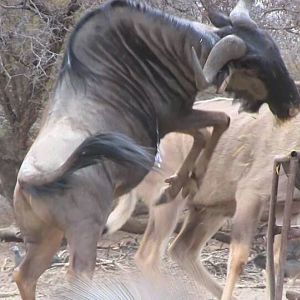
xmin=207 ymin=9 xmax=232 ymax=28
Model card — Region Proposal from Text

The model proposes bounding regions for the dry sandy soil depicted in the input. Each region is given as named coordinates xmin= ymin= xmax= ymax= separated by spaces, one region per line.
xmin=0 ymin=202 xmax=300 ymax=300
xmin=0 ymin=230 xmax=280 ymax=300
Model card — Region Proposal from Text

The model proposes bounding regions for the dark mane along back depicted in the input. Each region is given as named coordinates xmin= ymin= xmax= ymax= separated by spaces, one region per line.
xmin=58 ymin=0 xmax=217 ymax=143
xmin=60 ymin=0 xmax=212 ymax=85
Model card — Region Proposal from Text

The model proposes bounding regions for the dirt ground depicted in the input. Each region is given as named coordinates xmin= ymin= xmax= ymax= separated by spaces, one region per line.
xmin=0 ymin=230 xmax=280 ymax=300
xmin=1 ymin=217 xmax=300 ymax=299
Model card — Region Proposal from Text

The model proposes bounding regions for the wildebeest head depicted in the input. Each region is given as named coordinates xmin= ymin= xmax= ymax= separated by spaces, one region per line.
xmin=193 ymin=0 xmax=300 ymax=120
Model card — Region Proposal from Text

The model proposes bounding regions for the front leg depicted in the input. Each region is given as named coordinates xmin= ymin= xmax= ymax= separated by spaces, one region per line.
xmin=157 ymin=108 xmax=230 ymax=204
xmin=192 ymin=120 xmax=229 ymax=189
xmin=181 ymin=109 xmax=230 ymax=187
xmin=164 ymin=129 xmax=211 ymax=198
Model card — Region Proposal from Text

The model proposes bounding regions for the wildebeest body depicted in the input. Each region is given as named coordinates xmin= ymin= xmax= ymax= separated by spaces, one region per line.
xmin=13 ymin=3 xmax=225 ymax=298
xmin=20 ymin=1 xmax=220 ymax=196
xmin=12 ymin=0 xmax=300 ymax=298
xmin=60 ymin=1 xmax=218 ymax=138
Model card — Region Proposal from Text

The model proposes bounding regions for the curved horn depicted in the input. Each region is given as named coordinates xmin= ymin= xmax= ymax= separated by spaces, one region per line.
xmin=230 ymin=0 xmax=257 ymax=28
xmin=192 ymin=35 xmax=247 ymax=87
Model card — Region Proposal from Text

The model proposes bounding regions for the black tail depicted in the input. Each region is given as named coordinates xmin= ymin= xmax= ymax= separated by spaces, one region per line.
xmin=65 ymin=133 xmax=154 ymax=174
xmin=19 ymin=133 xmax=154 ymax=194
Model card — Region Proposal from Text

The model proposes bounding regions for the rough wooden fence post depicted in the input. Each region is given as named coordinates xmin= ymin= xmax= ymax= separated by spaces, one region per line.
xmin=267 ymin=151 xmax=299 ymax=300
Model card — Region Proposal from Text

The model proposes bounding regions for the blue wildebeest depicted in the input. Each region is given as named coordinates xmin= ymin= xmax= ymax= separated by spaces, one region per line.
xmin=106 ymin=98 xmax=300 ymax=300
xmin=13 ymin=0 xmax=300 ymax=298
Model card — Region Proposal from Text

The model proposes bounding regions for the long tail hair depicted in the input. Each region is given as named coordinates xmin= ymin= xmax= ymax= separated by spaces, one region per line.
xmin=19 ymin=133 xmax=153 ymax=195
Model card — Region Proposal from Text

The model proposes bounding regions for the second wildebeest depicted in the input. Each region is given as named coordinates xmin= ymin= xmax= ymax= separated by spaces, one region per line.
xmin=13 ymin=0 xmax=300 ymax=298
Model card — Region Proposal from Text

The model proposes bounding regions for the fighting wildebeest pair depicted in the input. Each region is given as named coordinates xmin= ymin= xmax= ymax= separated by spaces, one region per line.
xmin=12 ymin=0 xmax=300 ymax=298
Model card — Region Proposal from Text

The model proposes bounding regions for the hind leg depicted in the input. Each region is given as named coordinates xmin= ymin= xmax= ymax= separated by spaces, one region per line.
xmin=135 ymin=213 xmax=159 ymax=274
xmin=221 ymin=191 xmax=264 ymax=300
xmin=135 ymin=195 xmax=186 ymax=275
xmin=65 ymin=219 xmax=102 ymax=279
xmin=62 ymin=174 xmax=113 ymax=279
xmin=13 ymin=184 xmax=63 ymax=300
xmin=169 ymin=202 xmax=235 ymax=299
xmin=136 ymin=131 xmax=208 ymax=273
xmin=13 ymin=229 xmax=63 ymax=300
